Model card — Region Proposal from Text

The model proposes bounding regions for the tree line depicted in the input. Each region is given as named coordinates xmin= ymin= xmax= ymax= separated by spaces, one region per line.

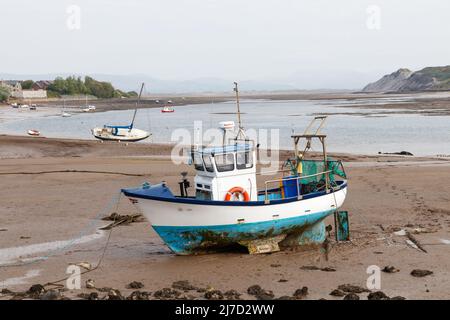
xmin=0 ymin=87 xmax=9 ymax=102
xmin=47 ymin=76 xmax=137 ymax=98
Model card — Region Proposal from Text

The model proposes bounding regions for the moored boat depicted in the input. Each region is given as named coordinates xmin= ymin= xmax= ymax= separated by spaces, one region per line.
xmin=61 ymin=99 xmax=71 ymax=117
xmin=27 ymin=129 xmax=40 ymax=136
xmin=82 ymin=105 xmax=96 ymax=112
xmin=161 ymin=106 xmax=174 ymax=113
xmin=92 ymin=126 xmax=150 ymax=142
xmin=91 ymin=83 xmax=151 ymax=142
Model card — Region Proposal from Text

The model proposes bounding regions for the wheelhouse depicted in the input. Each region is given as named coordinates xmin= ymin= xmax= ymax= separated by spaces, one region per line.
xmin=187 ymin=116 xmax=347 ymax=205
xmin=191 ymin=142 xmax=257 ymax=201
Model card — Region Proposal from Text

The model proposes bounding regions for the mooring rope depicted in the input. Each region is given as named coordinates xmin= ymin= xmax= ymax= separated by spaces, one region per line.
xmin=44 ymin=224 xmax=115 ymax=289
xmin=43 ymin=193 xmax=122 ymax=288
xmin=0 ymin=170 xmax=149 ymax=177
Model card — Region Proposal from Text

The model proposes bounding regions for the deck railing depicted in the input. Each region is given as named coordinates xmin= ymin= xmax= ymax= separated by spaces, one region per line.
xmin=263 ymin=170 xmax=332 ymax=204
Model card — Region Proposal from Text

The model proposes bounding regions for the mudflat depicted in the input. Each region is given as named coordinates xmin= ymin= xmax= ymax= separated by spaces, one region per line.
xmin=1 ymin=136 xmax=449 ymax=300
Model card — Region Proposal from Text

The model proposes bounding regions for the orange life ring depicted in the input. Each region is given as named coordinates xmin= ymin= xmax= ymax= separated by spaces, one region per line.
xmin=224 ymin=186 xmax=250 ymax=202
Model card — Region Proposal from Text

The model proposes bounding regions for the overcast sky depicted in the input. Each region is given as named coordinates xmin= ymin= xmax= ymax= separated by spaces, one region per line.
xmin=1 ymin=0 xmax=449 ymax=89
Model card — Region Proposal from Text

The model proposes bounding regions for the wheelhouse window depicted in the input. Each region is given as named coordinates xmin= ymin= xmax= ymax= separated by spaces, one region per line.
xmin=215 ymin=153 xmax=235 ymax=172
xmin=192 ymin=153 xmax=204 ymax=171
xmin=236 ymin=151 xmax=253 ymax=169
xmin=202 ymin=155 xmax=215 ymax=172
xmin=196 ymin=189 xmax=212 ymax=200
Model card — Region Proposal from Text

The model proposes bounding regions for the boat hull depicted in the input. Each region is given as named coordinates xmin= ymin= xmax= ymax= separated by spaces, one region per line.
xmin=123 ymin=183 xmax=347 ymax=254
xmin=27 ymin=130 xmax=40 ymax=136
xmin=92 ymin=128 xmax=150 ymax=142
xmin=153 ymin=209 xmax=332 ymax=254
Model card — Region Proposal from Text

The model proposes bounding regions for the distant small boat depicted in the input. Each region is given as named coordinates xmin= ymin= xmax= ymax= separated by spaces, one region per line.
xmin=27 ymin=129 xmax=40 ymax=136
xmin=81 ymin=95 xmax=96 ymax=112
xmin=82 ymin=105 xmax=96 ymax=112
xmin=61 ymin=100 xmax=71 ymax=117
xmin=29 ymin=104 xmax=37 ymax=110
xmin=161 ymin=106 xmax=174 ymax=113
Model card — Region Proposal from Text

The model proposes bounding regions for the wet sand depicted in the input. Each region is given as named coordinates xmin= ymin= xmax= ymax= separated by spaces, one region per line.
xmin=4 ymin=90 xmax=450 ymax=117
xmin=1 ymin=136 xmax=450 ymax=300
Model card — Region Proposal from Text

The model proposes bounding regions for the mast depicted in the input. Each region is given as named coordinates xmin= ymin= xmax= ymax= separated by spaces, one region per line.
xmin=130 ymin=82 xmax=145 ymax=131
xmin=233 ymin=82 xmax=246 ymax=140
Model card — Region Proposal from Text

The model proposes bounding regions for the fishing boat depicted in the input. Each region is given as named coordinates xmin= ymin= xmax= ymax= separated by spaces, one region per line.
xmin=161 ymin=106 xmax=174 ymax=113
xmin=91 ymin=83 xmax=151 ymax=142
xmin=122 ymin=83 xmax=348 ymax=255
xmin=27 ymin=129 xmax=40 ymax=136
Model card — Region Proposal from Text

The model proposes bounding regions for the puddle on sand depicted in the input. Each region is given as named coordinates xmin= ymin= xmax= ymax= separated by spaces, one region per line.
xmin=0 ymin=269 xmax=41 ymax=288
xmin=0 ymin=231 xmax=105 ymax=266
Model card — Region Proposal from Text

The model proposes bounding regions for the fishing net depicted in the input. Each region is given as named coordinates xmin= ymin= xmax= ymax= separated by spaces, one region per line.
xmin=299 ymin=159 xmax=346 ymax=185
xmin=280 ymin=158 xmax=347 ymax=195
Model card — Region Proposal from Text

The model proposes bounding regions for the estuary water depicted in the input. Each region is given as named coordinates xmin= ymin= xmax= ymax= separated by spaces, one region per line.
xmin=1 ymin=98 xmax=449 ymax=156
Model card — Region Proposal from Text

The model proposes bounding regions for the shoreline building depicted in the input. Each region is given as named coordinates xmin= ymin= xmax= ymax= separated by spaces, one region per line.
xmin=0 ymin=80 xmax=50 ymax=99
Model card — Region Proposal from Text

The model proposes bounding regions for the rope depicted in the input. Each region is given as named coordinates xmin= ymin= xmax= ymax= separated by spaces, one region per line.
xmin=44 ymin=226 xmax=114 ymax=288
xmin=0 ymin=170 xmax=149 ymax=177
xmin=44 ymin=193 xmax=122 ymax=288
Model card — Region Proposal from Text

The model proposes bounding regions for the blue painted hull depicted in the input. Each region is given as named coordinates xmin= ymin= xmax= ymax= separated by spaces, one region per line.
xmin=153 ymin=209 xmax=333 ymax=255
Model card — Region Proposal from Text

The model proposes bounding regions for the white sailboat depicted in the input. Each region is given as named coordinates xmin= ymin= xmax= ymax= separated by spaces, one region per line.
xmin=82 ymin=95 xmax=96 ymax=112
xmin=91 ymin=83 xmax=151 ymax=142
xmin=61 ymin=99 xmax=71 ymax=117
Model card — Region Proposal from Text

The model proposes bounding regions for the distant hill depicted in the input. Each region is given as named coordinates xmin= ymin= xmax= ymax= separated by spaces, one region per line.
xmin=1 ymin=70 xmax=373 ymax=93
xmin=362 ymin=66 xmax=450 ymax=92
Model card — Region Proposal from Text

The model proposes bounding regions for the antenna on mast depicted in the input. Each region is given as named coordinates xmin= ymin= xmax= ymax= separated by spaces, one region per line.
xmin=233 ymin=82 xmax=246 ymax=140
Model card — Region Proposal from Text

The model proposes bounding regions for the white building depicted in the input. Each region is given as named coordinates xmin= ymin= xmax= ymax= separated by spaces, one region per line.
xmin=12 ymin=89 xmax=47 ymax=99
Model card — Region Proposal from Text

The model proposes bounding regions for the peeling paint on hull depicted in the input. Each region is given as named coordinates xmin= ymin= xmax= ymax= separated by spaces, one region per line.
xmin=153 ymin=210 xmax=333 ymax=255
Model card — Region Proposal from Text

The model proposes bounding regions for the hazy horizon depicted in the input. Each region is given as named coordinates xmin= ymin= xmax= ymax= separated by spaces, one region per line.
xmin=1 ymin=0 xmax=449 ymax=91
